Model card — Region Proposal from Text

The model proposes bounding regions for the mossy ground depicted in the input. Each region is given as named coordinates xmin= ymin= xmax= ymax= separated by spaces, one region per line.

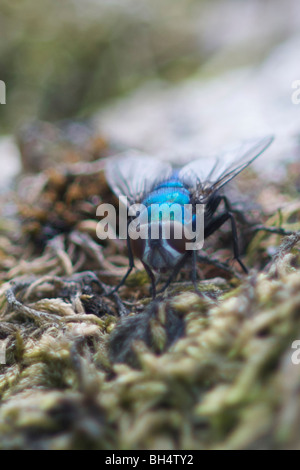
xmin=0 ymin=130 xmax=299 ymax=449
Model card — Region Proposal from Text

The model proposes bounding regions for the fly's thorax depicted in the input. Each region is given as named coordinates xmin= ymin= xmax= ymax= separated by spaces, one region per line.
xmin=142 ymin=182 xmax=190 ymax=208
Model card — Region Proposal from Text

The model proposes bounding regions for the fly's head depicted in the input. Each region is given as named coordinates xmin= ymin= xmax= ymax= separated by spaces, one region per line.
xmin=129 ymin=219 xmax=194 ymax=273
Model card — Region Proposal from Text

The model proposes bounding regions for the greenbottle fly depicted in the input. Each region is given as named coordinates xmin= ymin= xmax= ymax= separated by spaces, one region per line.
xmin=105 ymin=136 xmax=274 ymax=297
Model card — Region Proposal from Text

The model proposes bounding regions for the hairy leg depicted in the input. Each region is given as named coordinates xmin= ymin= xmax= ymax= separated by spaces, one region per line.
xmin=205 ymin=196 xmax=248 ymax=273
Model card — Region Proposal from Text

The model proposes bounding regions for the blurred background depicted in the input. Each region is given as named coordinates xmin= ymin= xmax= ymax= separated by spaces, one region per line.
xmin=0 ymin=0 xmax=300 ymax=186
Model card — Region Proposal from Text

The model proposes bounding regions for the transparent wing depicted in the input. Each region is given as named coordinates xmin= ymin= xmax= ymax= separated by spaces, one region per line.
xmin=105 ymin=150 xmax=173 ymax=205
xmin=178 ymin=136 xmax=274 ymax=196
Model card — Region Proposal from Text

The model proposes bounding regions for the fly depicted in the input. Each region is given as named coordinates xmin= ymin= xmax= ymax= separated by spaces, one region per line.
xmin=105 ymin=136 xmax=274 ymax=298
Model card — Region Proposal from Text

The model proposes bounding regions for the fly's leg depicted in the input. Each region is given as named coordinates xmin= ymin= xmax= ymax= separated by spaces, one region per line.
xmin=191 ymin=250 xmax=204 ymax=297
xmin=221 ymin=196 xmax=248 ymax=273
xmin=142 ymin=262 xmax=156 ymax=299
xmin=227 ymin=214 xmax=248 ymax=273
xmin=197 ymin=253 xmax=239 ymax=277
xmin=205 ymin=200 xmax=248 ymax=274
xmin=156 ymin=253 xmax=189 ymax=295
xmin=246 ymin=225 xmax=294 ymax=236
xmin=218 ymin=198 xmax=294 ymax=237
xmin=108 ymin=235 xmax=135 ymax=295
xmin=223 ymin=206 xmax=293 ymax=237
